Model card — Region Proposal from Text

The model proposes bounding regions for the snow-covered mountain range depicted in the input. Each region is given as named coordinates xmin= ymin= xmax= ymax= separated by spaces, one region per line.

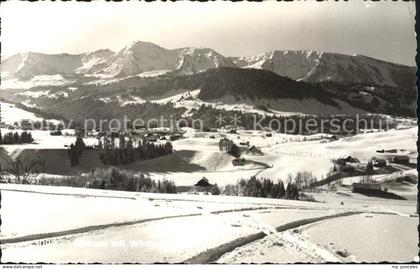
xmin=1 ymin=41 xmax=236 ymax=79
xmin=230 ymin=50 xmax=415 ymax=89
xmin=1 ymin=41 xmax=415 ymax=91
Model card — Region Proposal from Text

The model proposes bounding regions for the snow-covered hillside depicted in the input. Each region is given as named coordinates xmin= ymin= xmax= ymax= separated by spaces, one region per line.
xmin=102 ymin=41 xmax=179 ymax=77
xmin=0 ymin=101 xmax=61 ymax=125
xmin=176 ymin=47 xmax=236 ymax=75
xmin=231 ymin=50 xmax=415 ymax=89
xmin=1 ymin=52 xmax=83 ymax=79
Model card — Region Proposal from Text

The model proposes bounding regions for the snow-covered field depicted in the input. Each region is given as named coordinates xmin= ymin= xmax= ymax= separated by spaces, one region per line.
xmin=0 ymin=128 xmax=98 ymax=159
xmin=0 ymin=183 xmax=417 ymax=263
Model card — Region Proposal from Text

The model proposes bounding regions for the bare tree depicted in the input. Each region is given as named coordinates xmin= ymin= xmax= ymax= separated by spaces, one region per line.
xmin=0 ymin=157 xmax=46 ymax=184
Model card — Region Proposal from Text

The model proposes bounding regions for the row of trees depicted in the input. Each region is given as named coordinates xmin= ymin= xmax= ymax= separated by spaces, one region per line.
xmin=222 ymin=176 xmax=300 ymax=200
xmin=98 ymin=135 xmax=173 ymax=166
xmin=0 ymin=131 xmax=34 ymax=145
xmin=67 ymin=136 xmax=86 ymax=167
xmin=89 ymin=168 xmax=176 ymax=193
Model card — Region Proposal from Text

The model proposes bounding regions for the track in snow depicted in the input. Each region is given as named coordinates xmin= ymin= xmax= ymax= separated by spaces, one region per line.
xmin=183 ymin=211 xmax=362 ymax=264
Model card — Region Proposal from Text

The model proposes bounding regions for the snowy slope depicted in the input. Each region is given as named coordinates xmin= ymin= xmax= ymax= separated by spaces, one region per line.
xmin=76 ymin=49 xmax=114 ymax=74
xmin=231 ymin=50 xmax=415 ymax=89
xmin=175 ymin=47 xmax=236 ymax=75
xmin=1 ymin=50 xmax=114 ymax=80
xmin=0 ymin=101 xmax=61 ymax=125
xmin=1 ymin=52 xmax=82 ymax=79
xmin=101 ymin=41 xmax=180 ymax=77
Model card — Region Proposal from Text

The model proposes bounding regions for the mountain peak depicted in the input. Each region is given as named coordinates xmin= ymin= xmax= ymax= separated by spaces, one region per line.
xmin=123 ymin=40 xmax=166 ymax=53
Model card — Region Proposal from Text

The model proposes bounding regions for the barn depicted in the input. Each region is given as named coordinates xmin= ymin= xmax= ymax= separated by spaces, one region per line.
xmin=191 ymin=177 xmax=214 ymax=193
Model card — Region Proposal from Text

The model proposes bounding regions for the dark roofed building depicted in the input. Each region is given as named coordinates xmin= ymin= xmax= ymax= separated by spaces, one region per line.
xmin=191 ymin=177 xmax=214 ymax=193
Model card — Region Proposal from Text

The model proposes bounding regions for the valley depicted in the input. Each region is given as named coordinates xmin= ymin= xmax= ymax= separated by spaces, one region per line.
xmin=0 ymin=40 xmax=418 ymax=264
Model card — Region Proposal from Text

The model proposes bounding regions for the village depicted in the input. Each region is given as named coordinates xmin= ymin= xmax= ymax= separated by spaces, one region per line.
xmin=0 ymin=101 xmax=418 ymax=263
xmin=0 ymin=101 xmax=416 ymax=200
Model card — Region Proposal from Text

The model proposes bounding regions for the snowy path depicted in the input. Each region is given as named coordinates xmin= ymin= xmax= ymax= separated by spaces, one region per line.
xmin=187 ymin=211 xmax=360 ymax=263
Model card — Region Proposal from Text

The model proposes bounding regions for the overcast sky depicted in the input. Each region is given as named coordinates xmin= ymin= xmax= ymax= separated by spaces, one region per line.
xmin=0 ymin=1 xmax=416 ymax=66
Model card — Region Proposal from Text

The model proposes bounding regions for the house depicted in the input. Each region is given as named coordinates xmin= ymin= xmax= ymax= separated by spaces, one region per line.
xmin=20 ymin=119 xmax=32 ymax=130
xmin=169 ymin=133 xmax=182 ymax=141
xmin=352 ymin=182 xmax=382 ymax=193
xmin=336 ymin=156 xmax=360 ymax=165
xmin=373 ymin=159 xmax=387 ymax=168
xmin=329 ymin=135 xmax=339 ymax=141
xmin=145 ymin=135 xmax=157 ymax=142
xmin=392 ymin=155 xmax=409 ymax=165
xmin=50 ymin=130 xmax=62 ymax=136
xmin=190 ymin=177 xmax=214 ymax=193
xmin=232 ymin=158 xmax=247 ymax=166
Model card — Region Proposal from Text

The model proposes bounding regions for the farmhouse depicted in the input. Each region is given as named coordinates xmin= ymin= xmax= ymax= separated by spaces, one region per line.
xmin=352 ymin=182 xmax=382 ymax=193
xmin=336 ymin=156 xmax=360 ymax=165
xmin=373 ymin=159 xmax=387 ymax=168
xmin=190 ymin=177 xmax=214 ymax=193
xmin=392 ymin=155 xmax=409 ymax=165
xmin=232 ymin=158 xmax=247 ymax=166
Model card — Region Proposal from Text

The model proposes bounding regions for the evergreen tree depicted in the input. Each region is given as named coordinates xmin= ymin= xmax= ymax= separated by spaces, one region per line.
xmin=13 ymin=132 xmax=20 ymax=144
xmin=97 ymin=138 xmax=103 ymax=150
xmin=67 ymin=144 xmax=78 ymax=167
xmin=228 ymin=141 xmax=241 ymax=159
xmin=211 ymin=184 xmax=220 ymax=195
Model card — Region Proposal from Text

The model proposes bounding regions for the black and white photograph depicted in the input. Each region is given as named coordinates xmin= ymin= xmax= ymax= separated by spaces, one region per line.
xmin=0 ymin=0 xmax=418 ymax=264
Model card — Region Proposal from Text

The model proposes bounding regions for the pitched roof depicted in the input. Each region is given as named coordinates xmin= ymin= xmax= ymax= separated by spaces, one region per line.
xmin=194 ymin=177 xmax=213 ymax=187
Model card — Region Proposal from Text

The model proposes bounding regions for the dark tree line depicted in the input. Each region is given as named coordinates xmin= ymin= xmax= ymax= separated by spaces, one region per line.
xmin=67 ymin=136 xmax=86 ymax=167
xmin=222 ymin=176 xmax=300 ymax=200
xmin=0 ymin=131 xmax=33 ymax=145
xmin=89 ymin=167 xmax=176 ymax=193
xmin=99 ymin=134 xmax=173 ymax=166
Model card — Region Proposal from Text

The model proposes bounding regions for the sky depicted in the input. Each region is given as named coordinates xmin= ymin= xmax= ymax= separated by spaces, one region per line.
xmin=0 ymin=1 xmax=416 ymax=66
